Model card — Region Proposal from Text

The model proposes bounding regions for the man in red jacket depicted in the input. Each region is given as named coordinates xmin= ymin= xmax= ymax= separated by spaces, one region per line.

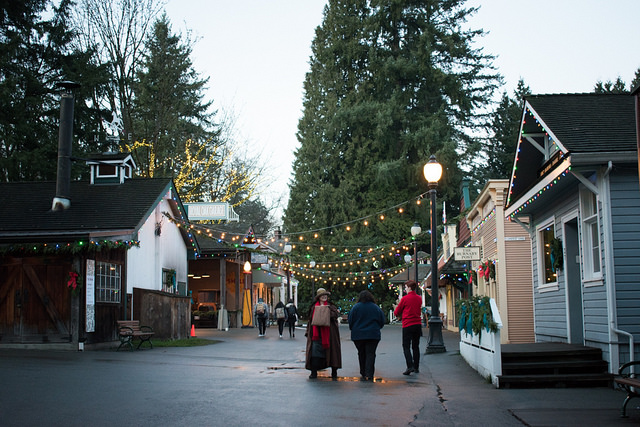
xmin=394 ymin=280 xmax=422 ymax=375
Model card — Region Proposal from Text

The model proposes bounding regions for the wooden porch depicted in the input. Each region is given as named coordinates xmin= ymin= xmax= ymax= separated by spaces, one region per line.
xmin=497 ymin=342 xmax=612 ymax=389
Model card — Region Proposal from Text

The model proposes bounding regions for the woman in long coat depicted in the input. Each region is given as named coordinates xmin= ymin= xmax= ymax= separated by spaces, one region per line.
xmin=305 ymin=288 xmax=342 ymax=379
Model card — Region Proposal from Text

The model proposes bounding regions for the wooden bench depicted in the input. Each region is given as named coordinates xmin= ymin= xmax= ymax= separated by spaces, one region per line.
xmin=117 ymin=320 xmax=154 ymax=351
xmin=615 ymin=360 xmax=640 ymax=417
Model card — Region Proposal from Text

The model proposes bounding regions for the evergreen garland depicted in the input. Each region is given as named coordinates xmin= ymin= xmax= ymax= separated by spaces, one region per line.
xmin=456 ymin=295 xmax=498 ymax=342
xmin=0 ymin=240 xmax=139 ymax=256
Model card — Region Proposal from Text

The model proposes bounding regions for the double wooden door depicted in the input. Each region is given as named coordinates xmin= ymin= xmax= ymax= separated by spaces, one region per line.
xmin=0 ymin=257 xmax=72 ymax=343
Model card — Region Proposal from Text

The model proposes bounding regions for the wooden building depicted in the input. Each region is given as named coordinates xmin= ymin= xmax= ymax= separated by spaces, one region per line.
xmin=466 ymin=179 xmax=534 ymax=344
xmin=0 ymin=153 xmax=195 ymax=348
xmin=505 ymin=93 xmax=640 ymax=371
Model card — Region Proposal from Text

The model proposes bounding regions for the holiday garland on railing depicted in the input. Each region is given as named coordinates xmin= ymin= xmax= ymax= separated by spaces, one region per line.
xmin=456 ymin=295 xmax=498 ymax=342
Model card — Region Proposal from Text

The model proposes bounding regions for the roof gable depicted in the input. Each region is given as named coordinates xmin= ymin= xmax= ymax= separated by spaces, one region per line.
xmin=507 ymin=93 xmax=636 ymax=211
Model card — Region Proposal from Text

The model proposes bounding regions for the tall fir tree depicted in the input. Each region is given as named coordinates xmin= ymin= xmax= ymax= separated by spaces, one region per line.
xmin=473 ymin=80 xmax=531 ymax=184
xmin=284 ymin=0 xmax=499 ymax=304
xmin=0 ymin=0 xmax=110 ymax=182
xmin=131 ymin=14 xmax=215 ymax=178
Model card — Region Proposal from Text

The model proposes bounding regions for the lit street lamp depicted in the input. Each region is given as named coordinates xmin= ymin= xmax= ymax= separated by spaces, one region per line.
xmin=424 ymin=155 xmax=446 ymax=354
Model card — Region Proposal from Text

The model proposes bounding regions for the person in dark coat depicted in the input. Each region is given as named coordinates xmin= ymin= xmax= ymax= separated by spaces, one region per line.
xmin=348 ymin=290 xmax=385 ymax=381
xmin=305 ymin=288 xmax=342 ymax=379
xmin=285 ymin=299 xmax=298 ymax=338
xmin=274 ymin=300 xmax=286 ymax=338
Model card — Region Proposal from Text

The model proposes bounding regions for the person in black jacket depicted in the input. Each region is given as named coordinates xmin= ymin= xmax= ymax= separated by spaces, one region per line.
xmin=348 ymin=290 xmax=385 ymax=381
xmin=274 ymin=300 xmax=287 ymax=338
xmin=285 ymin=299 xmax=298 ymax=338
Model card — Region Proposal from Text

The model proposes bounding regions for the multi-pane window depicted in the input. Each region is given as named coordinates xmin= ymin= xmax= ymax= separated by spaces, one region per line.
xmin=163 ymin=269 xmax=177 ymax=293
xmin=96 ymin=262 xmax=121 ymax=303
xmin=540 ymin=224 xmax=557 ymax=285
xmin=581 ymin=190 xmax=601 ymax=279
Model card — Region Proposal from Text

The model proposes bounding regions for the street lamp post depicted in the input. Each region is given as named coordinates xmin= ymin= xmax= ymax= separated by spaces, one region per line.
xmin=424 ymin=155 xmax=446 ymax=354
xmin=411 ymin=222 xmax=421 ymax=285
xmin=284 ymin=243 xmax=292 ymax=301
xmin=309 ymin=259 xmax=316 ymax=298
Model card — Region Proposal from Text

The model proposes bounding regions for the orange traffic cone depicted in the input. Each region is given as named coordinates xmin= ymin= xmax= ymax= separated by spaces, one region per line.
xmin=190 ymin=324 xmax=196 ymax=337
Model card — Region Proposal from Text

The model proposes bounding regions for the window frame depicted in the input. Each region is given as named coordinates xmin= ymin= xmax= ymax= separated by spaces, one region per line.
xmin=95 ymin=261 xmax=122 ymax=303
xmin=536 ymin=218 xmax=559 ymax=292
xmin=580 ymin=188 xmax=602 ymax=284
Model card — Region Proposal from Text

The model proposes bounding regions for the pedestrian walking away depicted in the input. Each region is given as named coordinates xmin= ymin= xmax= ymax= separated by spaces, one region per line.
xmin=348 ymin=290 xmax=385 ymax=381
xmin=305 ymin=288 xmax=342 ymax=379
xmin=254 ymin=298 xmax=269 ymax=337
xmin=274 ymin=300 xmax=286 ymax=338
xmin=394 ymin=280 xmax=422 ymax=375
xmin=285 ymin=298 xmax=298 ymax=338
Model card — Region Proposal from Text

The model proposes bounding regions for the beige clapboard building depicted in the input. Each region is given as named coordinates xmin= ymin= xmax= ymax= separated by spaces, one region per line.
xmin=466 ymin=179 xmax=534 ymax=344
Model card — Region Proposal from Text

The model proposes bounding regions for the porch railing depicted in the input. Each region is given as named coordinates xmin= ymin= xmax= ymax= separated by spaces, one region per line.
xmin=459 ymin=298 xmax=503 ymax=388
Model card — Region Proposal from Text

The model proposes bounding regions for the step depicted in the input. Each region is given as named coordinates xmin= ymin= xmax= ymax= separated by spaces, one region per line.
xmin=501 ymin=359 xmax=609 ymax=375
xmin=497 ymin=373 xmax=613 ymax=389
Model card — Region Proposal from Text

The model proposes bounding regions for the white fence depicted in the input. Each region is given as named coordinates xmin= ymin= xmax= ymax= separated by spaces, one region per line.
xmin=459 ymin=298 xmax=503 ymax=388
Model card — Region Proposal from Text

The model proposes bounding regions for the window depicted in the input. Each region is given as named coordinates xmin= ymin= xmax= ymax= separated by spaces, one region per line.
xmin=545 ymin=135 xmax=560 ymax=160
xmin=538 ymin=222 xmax=558 ymax=287
xmin=581 ymin=189 xmax=601 ymax=280
xmin=163 ymin=269 xmax=177 ymax=293
xmin=97 ymin=164 xmax=117 ymax=177
xmin=96 ymin=262 xmax=121 ymax=303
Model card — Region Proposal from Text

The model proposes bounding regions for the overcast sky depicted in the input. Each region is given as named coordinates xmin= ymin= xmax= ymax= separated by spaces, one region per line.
xmin=164 ymin=0 xmax=640 ymax=222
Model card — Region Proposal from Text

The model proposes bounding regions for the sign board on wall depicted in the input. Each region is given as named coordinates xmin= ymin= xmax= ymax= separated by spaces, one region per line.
xmin=185 ymin=202 xmax=239 ymax=222
xmin=85 ymin=259 xmax=95 ymax=333
xmin=454 ymin=247 xmax=481 ymax=261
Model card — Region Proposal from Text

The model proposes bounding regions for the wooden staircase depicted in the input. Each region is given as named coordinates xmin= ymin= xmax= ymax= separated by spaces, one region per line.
xmin=497 ymin=342 xmax=612 ymax=389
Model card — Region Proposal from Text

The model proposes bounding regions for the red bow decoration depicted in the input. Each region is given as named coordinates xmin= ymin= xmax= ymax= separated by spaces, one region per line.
xmin=67 ymin=272 xmax=79 ymax=290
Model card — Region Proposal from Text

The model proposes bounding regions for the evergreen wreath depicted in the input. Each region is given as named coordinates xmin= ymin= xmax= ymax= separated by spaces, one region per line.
xmin=550 ymin=237 xmax=563 ymax=271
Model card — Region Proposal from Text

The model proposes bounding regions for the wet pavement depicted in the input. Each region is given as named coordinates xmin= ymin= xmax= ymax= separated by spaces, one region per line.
xmin=0 ymin=323 xmax=638 ymax=426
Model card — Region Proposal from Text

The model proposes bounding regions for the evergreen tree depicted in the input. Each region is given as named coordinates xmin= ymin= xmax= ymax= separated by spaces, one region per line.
xmin=131 ymin=14 xmax=215 ymax=177
xmin=474 ymin=80 xmax=530 ymax=184
xmin=0 ymin=0 xmax=110 ymax=182
xmin=594 ymin=76 xmax=628 ymax=94
xmin=284 ymin=0 xmax=499 ymax=302
xmin=631 ymin=67 xmax=640 ymax=91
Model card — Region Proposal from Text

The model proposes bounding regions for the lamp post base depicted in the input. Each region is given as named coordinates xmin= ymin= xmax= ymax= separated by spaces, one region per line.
xmin=425 ymin=316 xmax=446 ymax=354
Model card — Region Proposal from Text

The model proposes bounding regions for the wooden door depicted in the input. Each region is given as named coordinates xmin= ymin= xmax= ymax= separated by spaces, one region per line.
xmin=0 ymin=257 xmax=72 ymax=343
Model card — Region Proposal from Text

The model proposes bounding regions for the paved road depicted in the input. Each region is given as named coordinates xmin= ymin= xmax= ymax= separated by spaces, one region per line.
xmin=0 ymin=323 xmax=638 ymax=426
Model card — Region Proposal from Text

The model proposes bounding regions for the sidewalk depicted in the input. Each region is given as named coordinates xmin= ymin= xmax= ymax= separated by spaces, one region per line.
xmin=412 ymin=328 xmax=640 ymax=426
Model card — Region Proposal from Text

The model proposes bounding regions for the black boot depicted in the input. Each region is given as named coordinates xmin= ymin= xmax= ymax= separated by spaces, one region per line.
xmin=309 ymin=370 xmax=317 ymax=379
xmin=331 ymin=368 xmax=338 ymax=379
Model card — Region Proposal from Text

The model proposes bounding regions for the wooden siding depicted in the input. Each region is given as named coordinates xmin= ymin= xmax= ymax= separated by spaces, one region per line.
xmin=530 ymin=191 xmax=579 ymax=342
xmin=609 ymin=170 xmax=640 ymax=363
xmin=504 ymin=220 xmax=534 ymax=343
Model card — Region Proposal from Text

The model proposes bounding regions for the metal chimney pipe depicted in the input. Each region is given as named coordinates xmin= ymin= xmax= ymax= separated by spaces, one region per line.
xmin=52 ymin=81 xmax=80 ymax=211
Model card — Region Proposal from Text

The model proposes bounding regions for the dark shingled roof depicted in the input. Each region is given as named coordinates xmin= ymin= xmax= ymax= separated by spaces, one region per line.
xmin=0 ymin=178 xmax=173 ymax=240
xmin=525 ymin=93 xmax=636 ymax=153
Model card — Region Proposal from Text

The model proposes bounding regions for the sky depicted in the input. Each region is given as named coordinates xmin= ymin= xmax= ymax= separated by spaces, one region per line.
xmin=164 ymin=0 xmax=640 ymax=222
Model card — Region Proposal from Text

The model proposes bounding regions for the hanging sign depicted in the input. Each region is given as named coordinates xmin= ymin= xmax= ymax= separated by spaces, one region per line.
xmin=454 ymin=247 xmax=481 ymax=261
xmin=185 ymin=202 xmax=239 ymax=221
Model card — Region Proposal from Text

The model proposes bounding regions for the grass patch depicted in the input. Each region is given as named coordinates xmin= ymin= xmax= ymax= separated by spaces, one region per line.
xmin=151 ymin=337 xmax=220 ymax=347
